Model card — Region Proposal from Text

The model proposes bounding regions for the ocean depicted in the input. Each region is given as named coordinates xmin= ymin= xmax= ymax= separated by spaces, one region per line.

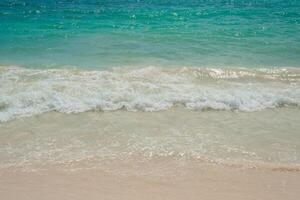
xmin=0 ymin=0 xmax=300 ymax=171
xmin=1 ymin=0 xmax=300 ymax=68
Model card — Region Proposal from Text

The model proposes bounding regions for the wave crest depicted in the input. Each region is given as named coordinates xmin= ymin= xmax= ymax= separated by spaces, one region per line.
xmin=1 ymin=66 xmax=300 ymax=122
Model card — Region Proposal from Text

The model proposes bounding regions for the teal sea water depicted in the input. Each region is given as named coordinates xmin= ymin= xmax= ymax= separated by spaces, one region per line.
xmin=1 ymin=0 xmax=300 ymax=69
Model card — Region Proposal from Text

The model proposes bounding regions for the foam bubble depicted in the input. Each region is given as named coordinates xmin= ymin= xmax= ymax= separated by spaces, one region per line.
xmin=0 ymin=66 xmax=300 ymax=122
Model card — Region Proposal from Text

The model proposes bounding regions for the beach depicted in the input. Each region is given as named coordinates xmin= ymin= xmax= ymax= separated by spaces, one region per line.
xmin=1 ymin=67 xmax=300 ymax=199
xmin=1 ymin=108 xmax=300 ymax=199
xmin=1 ymin=0 xmax=300 ymax=199
xmin=1 ymin=163 xmax=300 ymax=200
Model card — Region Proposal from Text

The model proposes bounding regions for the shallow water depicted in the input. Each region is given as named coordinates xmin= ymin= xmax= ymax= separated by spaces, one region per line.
xmin=0 ymin=108 xmax=299 ymax=171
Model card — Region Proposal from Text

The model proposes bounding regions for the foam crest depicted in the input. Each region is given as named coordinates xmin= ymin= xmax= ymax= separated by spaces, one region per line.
xmin=0 ymin=66 xmax=300 ymax=122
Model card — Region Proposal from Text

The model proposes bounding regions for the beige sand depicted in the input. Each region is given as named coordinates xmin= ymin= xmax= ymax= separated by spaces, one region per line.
xmin=0 ymin=165 xmax=299 ymax=200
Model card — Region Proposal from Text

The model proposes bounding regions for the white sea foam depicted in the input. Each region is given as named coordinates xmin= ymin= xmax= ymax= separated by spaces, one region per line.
xmin=0 ymin=66 xmax=300 ymax=122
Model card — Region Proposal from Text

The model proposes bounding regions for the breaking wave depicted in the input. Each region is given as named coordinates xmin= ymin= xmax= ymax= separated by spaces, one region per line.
xmin=0 ymin=66 xmax=300 ymax=122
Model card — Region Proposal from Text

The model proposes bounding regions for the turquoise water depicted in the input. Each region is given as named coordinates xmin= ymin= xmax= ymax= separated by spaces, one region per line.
xmin=1 ymin=0 xmax=300 ymax=69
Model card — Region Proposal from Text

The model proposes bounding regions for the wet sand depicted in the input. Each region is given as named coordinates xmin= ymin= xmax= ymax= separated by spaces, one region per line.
xmin=1 ymin=108 xmax=300 ymax=170
xmin=0 ymin=108 xmax=299 ymax=199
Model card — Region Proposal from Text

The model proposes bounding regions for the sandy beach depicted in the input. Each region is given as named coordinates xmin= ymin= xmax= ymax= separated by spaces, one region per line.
xmin=1 ymin=108 xmax=300 ymax=199
xmin=1 ymin=163 xmax=300 ymax=200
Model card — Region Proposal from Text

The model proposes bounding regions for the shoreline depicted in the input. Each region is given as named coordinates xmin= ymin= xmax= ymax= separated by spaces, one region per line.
xmin=1 ymin=107 xmax=299 ymax=199
xmin=1 ymin=107 xmax=300 ymax=170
